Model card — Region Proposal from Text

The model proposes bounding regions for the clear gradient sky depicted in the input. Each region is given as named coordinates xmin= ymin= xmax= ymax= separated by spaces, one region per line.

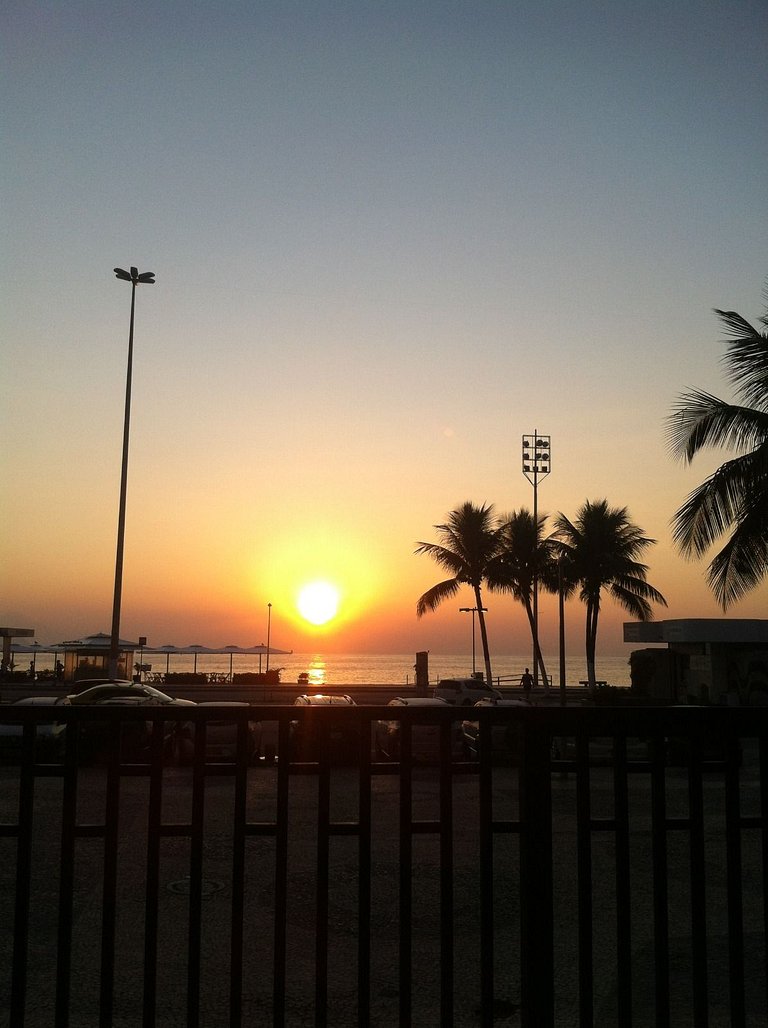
xmin=3 ymin=1 xmax=767 ymax=661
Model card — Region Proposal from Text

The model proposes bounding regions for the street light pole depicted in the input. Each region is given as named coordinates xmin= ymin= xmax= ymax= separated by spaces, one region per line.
xmin=109 ymin=266 xmax=155 ymax=680
xmin=522 ymin=430 xmax=550 ymax=690
xmin=459 ymin=606 xmax=487 ymax=676
xmin=265 ymin=603 xmax=272 ymax=673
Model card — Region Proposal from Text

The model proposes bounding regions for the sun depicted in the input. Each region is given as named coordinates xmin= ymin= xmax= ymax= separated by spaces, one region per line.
xmin=297 ymin=581 xmax=340 ymax=626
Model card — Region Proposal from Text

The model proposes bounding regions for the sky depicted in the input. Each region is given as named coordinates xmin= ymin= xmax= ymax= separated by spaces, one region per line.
xmin=2 ymin=0 xmax=767 ymax=663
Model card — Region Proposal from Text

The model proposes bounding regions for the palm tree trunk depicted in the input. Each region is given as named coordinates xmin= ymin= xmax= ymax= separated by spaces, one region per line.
xmin=474 ymin=586 xmax=494 ymax=688
xmin=585 ymin=597 xmax=599 ymax=695
xmin=523 ymin=595 xmax=549 ymax=690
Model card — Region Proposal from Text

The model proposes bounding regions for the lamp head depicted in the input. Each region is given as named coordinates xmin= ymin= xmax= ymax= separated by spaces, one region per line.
xmin=114 ymin=267 xmax=155 ymax=285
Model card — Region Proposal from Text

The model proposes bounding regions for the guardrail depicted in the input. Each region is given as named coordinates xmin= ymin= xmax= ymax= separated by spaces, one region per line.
xmin=493 ymin=672 xmax=554 ymax=689
xmin=0 ymin=703 xmax=766 ymax=1027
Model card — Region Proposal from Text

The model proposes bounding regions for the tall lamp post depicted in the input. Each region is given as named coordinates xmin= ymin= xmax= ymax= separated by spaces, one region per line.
xmin=109 ymin=266 xmax=155 ymax=680
xmin=522 ymin=430 xmax=550 ymax=690
xmin=459 ymin=606 xmax=487 ymax=677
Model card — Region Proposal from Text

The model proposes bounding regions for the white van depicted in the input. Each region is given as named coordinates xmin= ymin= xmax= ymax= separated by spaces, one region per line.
xmin=433 ymin=677 xmax=502 ymax=706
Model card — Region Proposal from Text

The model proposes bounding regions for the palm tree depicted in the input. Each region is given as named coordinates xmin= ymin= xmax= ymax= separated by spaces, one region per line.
xmin=667 ymin=301 xmax=768 ymax=608
xmin=552 ymin=500 xmax=667 ymax=692
xmin=415 ymin=501 xmax=501 ymax=687
xmin=486 ymin=508 xmax=558 ymax=690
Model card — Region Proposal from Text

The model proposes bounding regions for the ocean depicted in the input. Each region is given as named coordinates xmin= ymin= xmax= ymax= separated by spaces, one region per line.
xmin=23 ymin=651 xmax=633 ymax=688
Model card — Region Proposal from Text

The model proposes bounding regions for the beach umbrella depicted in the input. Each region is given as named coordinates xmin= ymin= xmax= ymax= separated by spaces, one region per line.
xmin=244 ymin=642 xmax=292 ymax=673
xmin=147 ymin=644 xmax=185 ymax=675
xmin=223 ymin=644 xmax=247 ymax=678
xmin=245 ymin=644 xmax=292 ymax=655
xmin=10 ymin=641 xmax=57 ymax=654
xmin=187 ymin=644 xmax=213 ymax=674
xmin=10 ymin=640 xmax=55 ymax=674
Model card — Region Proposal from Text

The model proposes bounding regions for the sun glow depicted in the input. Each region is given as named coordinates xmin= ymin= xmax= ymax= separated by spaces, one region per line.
xmin=297 ymin=581 xmax=340 ymax=626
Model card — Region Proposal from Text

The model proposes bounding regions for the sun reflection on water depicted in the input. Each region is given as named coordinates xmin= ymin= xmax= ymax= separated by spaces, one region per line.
xmin=307 ymin=660 xmax=326 ymax=687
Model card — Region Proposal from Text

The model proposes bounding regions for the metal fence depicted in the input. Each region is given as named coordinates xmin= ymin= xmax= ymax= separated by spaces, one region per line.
xmin=1 ymin=702 xmax=766 ymax=1027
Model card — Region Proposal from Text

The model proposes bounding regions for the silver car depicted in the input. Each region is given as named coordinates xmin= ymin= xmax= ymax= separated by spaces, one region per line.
xmin=461 ymin=698 xmax=531 ymax=763
xmin=289 ymin=694 xmax=359 ymax=763
xmin=64 ymin=681 xmax=195 ymax=761
xmin=374 ymin=697 xmax=465 ymax=763
xmin=0 ymin=697 xmax=68 ymax=761
xmin=176 ymin=701 xmax=261 ymax=764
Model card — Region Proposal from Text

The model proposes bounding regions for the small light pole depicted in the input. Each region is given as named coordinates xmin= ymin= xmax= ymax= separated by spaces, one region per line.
xmin=522 ymin=430 xmax=550 ymax=690
xmin=459 ymin=606 xmax=487 ymax=677
xmin=109 ymin=266 xmax=155 ymax=680
xmin=265 ymin=603 xmax=272 ymax=673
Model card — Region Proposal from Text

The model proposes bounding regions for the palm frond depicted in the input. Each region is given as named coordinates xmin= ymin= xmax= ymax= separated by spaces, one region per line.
xmin=671 ymin=451 xmax=765 ymax=557
xmin=607 ymin=582 xmax=657 ymax=621
xmin=416 ymin=579 xmax=461 ymax=617
xmin=553 ymin=499 xmax=666 ymax=621
xmin=668 ymin=393 xmax=768 ymax=462
xmin=415 ymin=501 xmax=501 ymax=617
xmin=705 ymin=486 xmax=768 ymax=607
xmin=714 ymin=308 xmax=768 ymax=410
xmin=414 ymin=542 xmax=468 ymax=578
xmin=668 ymin=295 xmax=768 ymax=608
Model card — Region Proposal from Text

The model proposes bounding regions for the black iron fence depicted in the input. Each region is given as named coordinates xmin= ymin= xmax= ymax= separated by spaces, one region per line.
xmin=1 ymin=702 xmax=766 ymax=1027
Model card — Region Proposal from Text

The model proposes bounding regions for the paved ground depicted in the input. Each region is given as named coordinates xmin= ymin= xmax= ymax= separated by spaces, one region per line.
xmin=0 ymin=749 xmax=765 ymax=1026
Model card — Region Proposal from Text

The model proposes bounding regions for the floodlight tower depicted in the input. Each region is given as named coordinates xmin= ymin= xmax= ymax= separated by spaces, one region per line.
xmin=522 ymin=431 xmax=551 ymax=689
xmin=109 ymin=266 xmax=155 ymax=680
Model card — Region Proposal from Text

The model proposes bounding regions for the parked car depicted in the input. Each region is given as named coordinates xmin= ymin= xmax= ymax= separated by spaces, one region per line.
xmin=461 ymin=698 xmax=531 ymax=763
xmin=289 ymin=694 xmax=361 ymax=763
xmin=70 ymin=679 xmax=133 ymax=690
xmin=64 ymin=681 xmax=195 ymax=761
xmin=0 ymin=697 xmax=68 ymax=762
xmin=176 ymin=701 xmax=261 ymax=764
xmin=433 ymin=677 xmax=502 ymax=706
xmin=374 ymin=697 xmax=465 ymax=763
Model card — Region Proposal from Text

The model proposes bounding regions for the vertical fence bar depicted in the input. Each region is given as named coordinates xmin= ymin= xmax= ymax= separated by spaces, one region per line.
xmin=439 ymin=717 xmax=454 ymax=1026
xmin=478 ymin=715 xmax=494 ymax=1028
xmin=187 ymin=721 xmax=207 ymax=1028
xmin=315 ymin=719 xmax=330 ymax=1027
xmin=761 ymin=735 xmax=768 ymax=1017
xmin=519 ymin=717 xmax=553 ymax=1028
xmin=99 ymin=720 xmax=121 ymax=1028
xmin=10 ymin=726 xmax=36 ymax=1026
xmin=399 ymin=714 xmax=413 ymax=1027
xmin=55 ymin=721 xmax=79 ymax=1028
xmin=613 ymin=735 xmax=632 ymax=1025
xmin=725 ymin=735 xmax=745 ymax=1027
xmin=576 ymin=731 xmax=593 ymax=1026
xmin=229 ymin=716 xmax=249 ymax=1028
xmin=273 ymin=717 xmax=291 ymax=1026
xmin=688 ymin=733 xmax=709 ymax=1027
xmin=143 ymin=717 xmax=165 ymax=1028
xmin=357 ymin=714 xmax=372 ymax=1028
xmin=650 ymin=734 xmax=670 ymax=1026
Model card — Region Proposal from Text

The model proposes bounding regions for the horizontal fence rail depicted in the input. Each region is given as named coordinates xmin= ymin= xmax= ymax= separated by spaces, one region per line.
xmin=0 ymin=703 xmax=766 ymax=1027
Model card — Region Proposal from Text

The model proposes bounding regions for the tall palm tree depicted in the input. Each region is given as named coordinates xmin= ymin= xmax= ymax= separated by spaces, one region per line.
xmin=552 ymin=500 xmax=667 ymax=691
xmin=486 ymin=508 xmax=558 ymax=690
xmin=667 ymin=301 xmax=768 ymax=608
xmin=415 ymin=501 xmax=501 ymax=687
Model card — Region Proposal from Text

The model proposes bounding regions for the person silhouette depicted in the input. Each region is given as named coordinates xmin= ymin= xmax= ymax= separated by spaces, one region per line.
xmin=520 ymin=667 xmax=533 ymax=698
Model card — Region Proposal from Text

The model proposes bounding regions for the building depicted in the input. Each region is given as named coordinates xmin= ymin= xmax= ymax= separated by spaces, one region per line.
xmin=623 ymin=619 xmax=768 ymax=704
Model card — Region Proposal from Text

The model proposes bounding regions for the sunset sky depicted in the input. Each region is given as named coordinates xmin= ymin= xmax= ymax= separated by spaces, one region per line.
xmin=3 ymin=1 xmax=767 ymax=661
